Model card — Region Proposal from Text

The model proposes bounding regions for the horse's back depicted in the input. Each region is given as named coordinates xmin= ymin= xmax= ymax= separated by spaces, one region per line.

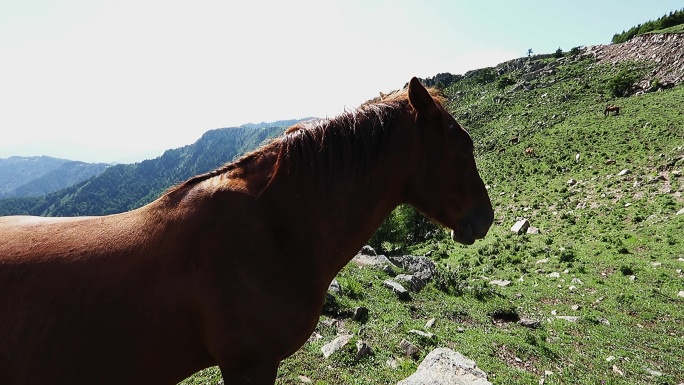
xmin=0 ymin=214 xmax=108 ymax=261
xmin=0 ymin=214 xmax=97 ymax=227
xmin=0 ymin=210 xmax=210 ymax=385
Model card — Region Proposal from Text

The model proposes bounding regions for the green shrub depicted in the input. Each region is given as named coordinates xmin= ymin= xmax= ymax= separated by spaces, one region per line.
xmin=470 ymin=68 xmax=497 ymax=85
xmin=369 ymin=205 xmax=441 ymax=254
xmin=496 ymin=75 xmax=516 ymax=90
xmin=607 ymin=69 xmax=639 ymax=97
xmin=554 ymin=47 xmax=563 ymax=58
xmin=432 ymin=264 xmax=466 ymax=296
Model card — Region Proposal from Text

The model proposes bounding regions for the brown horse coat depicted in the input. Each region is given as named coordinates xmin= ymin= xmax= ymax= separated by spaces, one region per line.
xmin=0 ymin=78 xmax=493 ymax=385
xmin=604 ymin=105 xmax=620 ymax=116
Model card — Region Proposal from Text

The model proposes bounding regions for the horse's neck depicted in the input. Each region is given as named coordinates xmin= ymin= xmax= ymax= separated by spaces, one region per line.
xmin=263 ymin=146 xmax=411 ymax=274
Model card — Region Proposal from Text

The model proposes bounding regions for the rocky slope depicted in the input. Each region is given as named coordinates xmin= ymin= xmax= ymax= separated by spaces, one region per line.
xmin=586 ymin=32 xmax=684 ymax=90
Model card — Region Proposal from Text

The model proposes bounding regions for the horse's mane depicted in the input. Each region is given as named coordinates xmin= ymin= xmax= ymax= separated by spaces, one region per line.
xmin=166 ymin=86 xmax=444 ymax=195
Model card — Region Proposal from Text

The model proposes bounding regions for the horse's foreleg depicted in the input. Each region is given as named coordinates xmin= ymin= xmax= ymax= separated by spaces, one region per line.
xmin=220 ymin=362 xmax=279 ymax=385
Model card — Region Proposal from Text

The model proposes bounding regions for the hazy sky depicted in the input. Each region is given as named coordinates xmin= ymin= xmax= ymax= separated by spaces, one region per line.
xmin=1 ymin=0 xmax=682 ymax=163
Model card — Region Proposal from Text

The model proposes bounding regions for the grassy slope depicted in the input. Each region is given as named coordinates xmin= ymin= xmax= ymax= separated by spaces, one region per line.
xmin=181 ymin=55 xmax=684 ymax=384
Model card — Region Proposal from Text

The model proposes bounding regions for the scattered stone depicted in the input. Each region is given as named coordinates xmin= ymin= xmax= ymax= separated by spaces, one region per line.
xmin=555 ymin=315 xmax=580 ymax=322
xmin=536 ymin=258 xmax=549 ymax=264
xmin=613 ymin=365 xmax=624 ymax=376
xmin=629 ymin=275 xmax=637 ymax=281
xmin=651 ymin=262 xmax=662 ymax=267
xmin=352 ymin=246 xmax=391 ymax=267
xmin=606 ymin=355 xmax=616 ymax=362
xmin=527 ymin=226 xmax=540 ymax=234
xmin=319 ymin=318 xmax=338 ymax=328
xmin=388 ymin=255 xmax=436 ymax=282
xmin=383 ymin=279 xmax=411 ymax=300
xmin=571 ymin=304 xmax=581 ymax=311
xmin=518 ymin=318 xmax=541 ymax=329
xmin=321 ymin=334 xmax=353 ymax=358
xmin=677 ymin=208 xmax=684 ymax=216
xmin=355 ymin=339 xmax=372 ymax=360
xmin=649 ymin=175 xmax=667 ymax=183
xmin=599 ymin=318 xmax=611 ymax=326
xmin=456 ymin=327 xmax=466 ymax=333
xmin=308 ymin=332 xmax=322 ymax=342
xmin=547 ymin=272 xmax=560 ymax=278
xmin=328 ymin=279 xmax=342 ymax=295
xmin=618 ymin=169 xmax=631 ymax=176
xmin=380 ymin=264 xmax=397 ymax=277
xmin=398 ymin=339 xmax=420 ymax=357
xmin=425 ymin=318 xmax=436 ymax=329
xmin=395 ymin=274 xmax=427 ymax=292
xmin=298 ymin=375 xmax=312 ymax=383
xmin=360 ymin=245 xmax=376 ymax=256
xmin=677 ymin=291 xmax=684 ymax=298
xmin=643 ymin=367 xmax=663 ymax=377
xmin=409 ymin=329 xmax=436 ymax=340
xmin=571 ymin=277 xmax=584 ymax=285
xmin=605 ymin=159 xmax=616 ymax=165
xmin=567 ymin=178 xmax=577 ymax=186
xmin=511 ymin=219 xmax=530 ymax=234
xmin=352 ymin=306 xmax=369 ymax=322
xmin=397 ymin=348 xmax=492 ymax=385
xmin=489 ymin=279 xmax=512 ymax=287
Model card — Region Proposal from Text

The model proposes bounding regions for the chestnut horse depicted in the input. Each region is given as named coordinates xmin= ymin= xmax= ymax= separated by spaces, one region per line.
xmin=604 ymin=105 xmax=620 ymax=117
xmin=0 ymin=78 xmax=493 ymax=385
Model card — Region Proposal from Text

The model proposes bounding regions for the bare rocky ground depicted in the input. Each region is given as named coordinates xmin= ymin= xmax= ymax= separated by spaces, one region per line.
xmin=586 ymin=32 xmax=684 ymax=89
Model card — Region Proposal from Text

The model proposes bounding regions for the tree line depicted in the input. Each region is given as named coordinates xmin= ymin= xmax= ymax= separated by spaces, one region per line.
xmin=612 ymin=8 xmax=684 ymax=43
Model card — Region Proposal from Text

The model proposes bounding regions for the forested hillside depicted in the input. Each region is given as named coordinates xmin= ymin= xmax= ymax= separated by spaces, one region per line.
xmin=612 ymin=7 xmax=684 ymax=43
xmin=0 ymin=126 xmax=285 ymax=216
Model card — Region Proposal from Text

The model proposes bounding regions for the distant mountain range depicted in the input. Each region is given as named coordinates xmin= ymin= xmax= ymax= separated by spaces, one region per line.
xmin=0 ymin=156 xmax=110 ymax=199
xmin=0 ymin=123 xmax=293 ymax=216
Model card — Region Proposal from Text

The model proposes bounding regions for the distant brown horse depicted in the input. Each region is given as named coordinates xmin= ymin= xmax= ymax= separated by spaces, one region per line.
xmin=0 ymin=78 xmax=493 ymax=385
xmin=604 ymin=105 xmax=620 ymax=117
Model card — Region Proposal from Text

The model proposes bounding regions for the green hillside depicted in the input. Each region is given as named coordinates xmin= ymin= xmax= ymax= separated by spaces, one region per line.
xmin=181 ymin=49 xmax=682 ymax=384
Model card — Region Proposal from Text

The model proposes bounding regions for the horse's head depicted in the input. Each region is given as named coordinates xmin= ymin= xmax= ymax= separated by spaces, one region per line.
xmin=403 ymin=77 xmax=493 ymax=244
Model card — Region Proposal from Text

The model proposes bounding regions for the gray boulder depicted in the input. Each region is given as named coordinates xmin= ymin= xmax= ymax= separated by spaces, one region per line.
xmin=388 ymin=255 xmax=436 ymax=282
xmin=398 ymin=348 xmax=492 ymax=385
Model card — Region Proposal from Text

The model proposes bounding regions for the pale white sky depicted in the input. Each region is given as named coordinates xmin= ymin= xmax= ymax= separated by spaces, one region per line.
xmin=1 ymin=0 xmax=682 ymax=163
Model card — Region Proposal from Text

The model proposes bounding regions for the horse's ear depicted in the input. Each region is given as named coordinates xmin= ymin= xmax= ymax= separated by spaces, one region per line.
xmin=408 ymin=77 xmax=440 ymax=120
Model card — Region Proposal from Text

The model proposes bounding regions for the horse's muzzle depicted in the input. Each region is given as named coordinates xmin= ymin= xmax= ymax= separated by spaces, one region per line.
xmin=450 ymin=206 xmax=494 ymax=245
